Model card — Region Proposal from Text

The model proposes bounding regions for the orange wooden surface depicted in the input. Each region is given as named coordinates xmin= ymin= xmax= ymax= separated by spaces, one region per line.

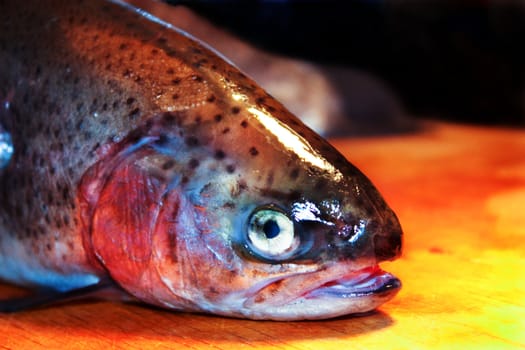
xmin=1 ymin=121 xmax=524 ymax=349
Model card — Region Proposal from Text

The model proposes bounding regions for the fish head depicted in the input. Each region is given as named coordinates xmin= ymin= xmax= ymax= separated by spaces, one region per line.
xmin=81 ymin=95 xmax=402 ymax=320
xmin=199 ymin=128 xmax=403 ymax=320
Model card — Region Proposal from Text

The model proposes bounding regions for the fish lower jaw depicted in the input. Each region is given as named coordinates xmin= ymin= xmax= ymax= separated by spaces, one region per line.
xmin=303 ymin=265 xmax=401 ymax=299
xmin=225 ymin=265 xmax=401 ymax=321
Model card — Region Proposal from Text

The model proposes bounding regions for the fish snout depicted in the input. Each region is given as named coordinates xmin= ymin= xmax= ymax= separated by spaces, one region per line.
xmin=371 ymin=212 xmax=403 ymax=262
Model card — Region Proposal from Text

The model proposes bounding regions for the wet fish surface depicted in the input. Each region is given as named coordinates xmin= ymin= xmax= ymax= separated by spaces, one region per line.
xmin=124 ymin=1 xmax=415 ymax=137
xmin=0 ymin=0 xmax=402 ymax=320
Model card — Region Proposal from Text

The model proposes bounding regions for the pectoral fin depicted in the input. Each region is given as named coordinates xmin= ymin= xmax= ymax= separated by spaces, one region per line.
xmin=0 ymin=279 xmax=128 ymax=313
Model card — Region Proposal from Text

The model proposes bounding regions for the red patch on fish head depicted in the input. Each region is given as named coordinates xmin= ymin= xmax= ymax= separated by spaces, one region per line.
xmin=78 ymin=141 xmax=188 ymax=306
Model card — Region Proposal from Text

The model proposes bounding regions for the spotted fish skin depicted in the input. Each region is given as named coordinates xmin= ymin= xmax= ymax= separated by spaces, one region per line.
xmin=0 ymin=0 xmax=402 ymax=320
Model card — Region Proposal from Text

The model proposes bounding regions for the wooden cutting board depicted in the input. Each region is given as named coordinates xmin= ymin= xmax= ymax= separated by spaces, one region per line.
xmin=1 ymin=121 xmax=524 ymax=349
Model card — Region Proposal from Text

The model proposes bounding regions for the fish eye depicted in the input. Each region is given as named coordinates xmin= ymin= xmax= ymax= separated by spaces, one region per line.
xmin=246 ymin=207 xmax=299 ymax=261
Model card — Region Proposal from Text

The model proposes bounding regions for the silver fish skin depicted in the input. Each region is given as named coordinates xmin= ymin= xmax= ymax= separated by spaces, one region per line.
xmin=0 ymin=0 xmax=402 ymax=320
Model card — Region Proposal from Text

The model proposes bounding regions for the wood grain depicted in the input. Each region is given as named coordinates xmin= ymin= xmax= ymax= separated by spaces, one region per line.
xmin=1 ymin=121 xmax=524 ymax=349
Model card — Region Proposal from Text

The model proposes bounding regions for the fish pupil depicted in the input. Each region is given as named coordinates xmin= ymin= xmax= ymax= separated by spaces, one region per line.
xmin=263 ymin=219 xmax=280 ymax=239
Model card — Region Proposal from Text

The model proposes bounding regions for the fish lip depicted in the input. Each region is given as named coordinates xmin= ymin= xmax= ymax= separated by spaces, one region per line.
xmin=237 ymin=264 xmax=401 ymax=320
xmin=303 ymin=266 xmax=401 ymax=299
xmin=243 ymin=264 xmax=400 ymax=308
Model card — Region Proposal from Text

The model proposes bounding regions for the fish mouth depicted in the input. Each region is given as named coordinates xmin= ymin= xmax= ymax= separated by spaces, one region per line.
xmin=303 ymin=265 xmax=401 ymax=299
xmin=240 ymin=264 xmax=401 ymax=320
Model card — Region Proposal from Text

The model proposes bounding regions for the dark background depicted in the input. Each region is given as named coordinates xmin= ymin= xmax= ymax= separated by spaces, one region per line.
xmin=168 ymin=0 xmax=525 ymax=127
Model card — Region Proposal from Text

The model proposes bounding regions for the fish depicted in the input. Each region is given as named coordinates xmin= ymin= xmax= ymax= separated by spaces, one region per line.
xmin=0 ymin=0 xmax=402 ymax=320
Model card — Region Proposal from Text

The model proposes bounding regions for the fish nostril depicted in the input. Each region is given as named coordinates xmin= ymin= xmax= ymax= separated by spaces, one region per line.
xmin=336 ymin=222 xmax=354 ymax=240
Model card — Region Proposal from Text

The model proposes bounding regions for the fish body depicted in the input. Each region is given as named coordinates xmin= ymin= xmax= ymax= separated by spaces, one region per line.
xmin=0 ymin=0 xmax=402 ymax=320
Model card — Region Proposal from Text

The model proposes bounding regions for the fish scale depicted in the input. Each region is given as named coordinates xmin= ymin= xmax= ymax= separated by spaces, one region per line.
xmin=0 ymin=0 xmax=403 ymax=320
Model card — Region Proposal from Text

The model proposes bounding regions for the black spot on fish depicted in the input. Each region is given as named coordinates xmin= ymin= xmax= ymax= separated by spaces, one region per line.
xmin=223 ymin=202 xmax=236 ymax=209
xmin=172 ymin=93 xmax=179 ymax=100
xmin=155 ymin=133 xmax=169 ymax=146
xmin=232 ymin=107 xmax=241 ymax=115
xmin=214 ymin=114 xmax=223 ymax=122
xmin=191 ymin=47 xmax=203 ymax=55
xmin=151 ymin=48 xmax=159 ymax=55
xmin=290 ymin=168 xmax=300 ymax=180
xmin=240 ymin=120 xmax=248 ymax=128
xmin=172 ymin=78 xmax=181 ymax=85
xmin=188 ymin=158 xmax=200 ymax=169
xmin=192 ymin=59 xmax=206 ymax=68
xmin=62 ymin=187 xmax=70 ymax=201
xmin=119 ymin=43 xmax=128 ymax=50
xmin=157 ymin=37 xmax=167 ymax=44
xmin=226 ymin=164 xmax=236 ymax=173
xmin=222 ymin=127 xmax=230 ymax=134
xmin=63 ymin=215 xmax=70 ymax=227
xmin=166 ymin=68 xmax=174 ymax=74
xmin=162 ymin=112 xmax=176 ymax=124
xmin=185 ymin=136 xmax=199 ymax=147
xmin=207 ymin=95 xmax=216 ymax=103
xmin=128 ymin=107 xmax=140 ymax=119
xmin=126 ymin=97 xmax=135 ymax=105
xmin=162 ymin=159 xmax=176 ymax=170
xmin=214 ymin=149 xmax=226 ymax=160
xmin=249 ymin=147 xmax=259 ymax=156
